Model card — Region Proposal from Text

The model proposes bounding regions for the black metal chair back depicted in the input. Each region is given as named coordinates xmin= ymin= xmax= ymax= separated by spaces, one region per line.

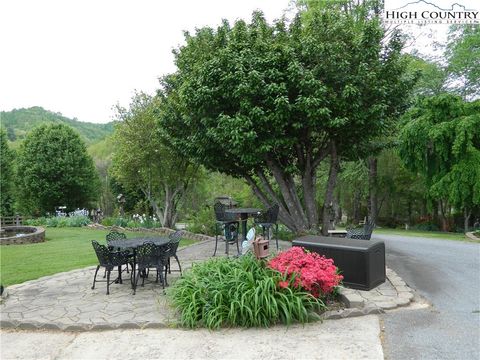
xmin=92 ymin=240 xmax=111 ymax=267
xmin=168 ymin=231 xmax=182 ymax=255
xmin=255 ymin=204 xmax=279 ymax=224
xmin=91 ymin=240 xmax=130 ymax=295
xmin=136 ymin=242 xmax=158 ymax=268
xmin=347 ymin=222 xmax=375 ymax=240
xmin=106 ymin=231 xmax=127 ymax=246
xmin=214 ymin=201 xmax=237 ymax=222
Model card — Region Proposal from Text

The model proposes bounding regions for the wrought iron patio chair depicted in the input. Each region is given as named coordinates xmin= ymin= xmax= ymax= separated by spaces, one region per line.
xmin=213 ymin=201 xmax=240 ymax=256
xmin=134 ymin=241 xmax=170 ymax=294
xmin=254 ymin=203 xmax=279 ymax=250
xmin=346 ymin=221 xmax=375 ymax=240
xmin=91 ymin=240 xmax=131 ymax=295
xmin=105 ymin=231 xmax=132 ymax=275
xmin=165 ymin=230 xmax=183 ymax=278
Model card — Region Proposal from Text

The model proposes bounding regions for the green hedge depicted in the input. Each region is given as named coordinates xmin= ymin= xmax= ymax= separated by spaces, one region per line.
xmin=24 ymin=215 xmax=91 ymax=227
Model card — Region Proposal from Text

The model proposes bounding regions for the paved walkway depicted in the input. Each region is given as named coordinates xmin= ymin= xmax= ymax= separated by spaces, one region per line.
xmin=1 ymin=237 xmax=416 ymax=331
xmin=2 ymin=315 xmax=383 ymax=360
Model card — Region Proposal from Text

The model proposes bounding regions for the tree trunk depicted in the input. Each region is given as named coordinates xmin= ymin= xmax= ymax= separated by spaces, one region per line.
xmin=464 ymin=207 xmax=471 ymax=233
xmin=368 ymin=156 xmax=378 ymax=223
xmin=246 ymin=174 xmax=298 ymax=232
xmin=302 ymin=159 xmax=318 ymax=230
xmin=439 ymin=200 xmax=449 ymax=232
xmin=321 ymin=143 xmax=340 ymax=235
xmin=266 ymin=158 xmax=309 ymax=231
xmin=353 ymin=190 xmax=361 ymax=224
xmin=334 ymin=190 xmax=342 ymax=224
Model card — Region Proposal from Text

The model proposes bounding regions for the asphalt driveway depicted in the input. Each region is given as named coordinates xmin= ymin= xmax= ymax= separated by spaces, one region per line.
xmin=373 ymin=234 xmax=480 ymax=360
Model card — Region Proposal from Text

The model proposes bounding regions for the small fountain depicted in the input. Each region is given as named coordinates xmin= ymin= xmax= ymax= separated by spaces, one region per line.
xmin=0 ymin=226 xmax=45 ymax=245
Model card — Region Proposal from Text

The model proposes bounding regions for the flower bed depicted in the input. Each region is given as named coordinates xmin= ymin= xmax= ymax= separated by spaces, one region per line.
xmin=170 ymin=254 xmax=326 ymax=329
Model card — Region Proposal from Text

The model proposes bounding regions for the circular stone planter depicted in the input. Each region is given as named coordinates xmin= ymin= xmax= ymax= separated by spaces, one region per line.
xmin=0 ymin=226 xmax=45 ymax=245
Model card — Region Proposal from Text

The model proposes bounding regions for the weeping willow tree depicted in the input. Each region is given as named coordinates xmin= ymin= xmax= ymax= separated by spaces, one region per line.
xmin=399 ymin=95 xmax=480 ymax=232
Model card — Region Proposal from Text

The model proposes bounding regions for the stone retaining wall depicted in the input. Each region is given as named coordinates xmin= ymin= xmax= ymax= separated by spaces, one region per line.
xmin=87 ymin=224 xmax=214 ymax=242
xmin=0 ymin=226 xmax=45 ymax=245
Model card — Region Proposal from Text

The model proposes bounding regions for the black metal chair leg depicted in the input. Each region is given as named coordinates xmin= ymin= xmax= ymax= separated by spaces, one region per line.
xmin=174 ymin=255 xmax=182 ymax=276
xmin=106 ymin=270 xmax=111 ymax=295
xmin=133 ymin=267 xmax=141 ymax=295
xmin=118 ymin=265 xmax=123 ymax=284
xmin=92 ymin=265 xmax=100 ymax=290
xmin=213 ymin=223 xmax=219 ymax=256
xmin=160 ymin=266 xmax=166 ymax=288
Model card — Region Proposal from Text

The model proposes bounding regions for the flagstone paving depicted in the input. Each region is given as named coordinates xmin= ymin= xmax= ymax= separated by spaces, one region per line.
xmin=1 ymin=237 xmax=416 ymax=330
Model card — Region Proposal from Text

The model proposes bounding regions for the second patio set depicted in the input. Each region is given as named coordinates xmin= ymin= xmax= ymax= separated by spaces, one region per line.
xmin=90 ymin=197 xmax=380 ymax=296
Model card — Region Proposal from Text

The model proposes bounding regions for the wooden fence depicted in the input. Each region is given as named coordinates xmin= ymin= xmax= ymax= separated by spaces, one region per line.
xmin=0 ymin=216 xmax=25 ymax=226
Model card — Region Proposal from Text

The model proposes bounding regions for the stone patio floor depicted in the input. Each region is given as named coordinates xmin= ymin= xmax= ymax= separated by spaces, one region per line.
xmin=1 ymin=237 xmax=415 ymax=330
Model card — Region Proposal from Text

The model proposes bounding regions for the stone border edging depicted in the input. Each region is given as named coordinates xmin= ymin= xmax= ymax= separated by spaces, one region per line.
xmin=465 ymin=232 xmax=479 ymax=241
xmin=337 ymin=267 xmax=414 ymax=315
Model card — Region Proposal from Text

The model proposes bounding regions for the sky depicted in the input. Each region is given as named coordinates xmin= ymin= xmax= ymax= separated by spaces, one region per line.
xmin=1 ymin=0 xmax=292 ymax=123
xmin=1 ymin=0 xmax=475 ymax=124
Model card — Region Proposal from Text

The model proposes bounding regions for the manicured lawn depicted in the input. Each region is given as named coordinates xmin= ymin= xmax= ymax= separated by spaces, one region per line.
xmin=373 ymin=228 xmax=468 ymax=241
xmin=0 ymin=227 xmax=195 ymax=287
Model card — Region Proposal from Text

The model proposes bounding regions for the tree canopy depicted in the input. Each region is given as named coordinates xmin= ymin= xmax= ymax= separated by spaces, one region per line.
xmin=446 ymin=25 xmax=480 ymax=98
xmin=399 ymin=94 xmax=480 ymax=230
xmin=111 ymin=93 xmax=199 ymax=228
xmin=16 ymin=123 xmax=99 ymax=215
xmin=0 ymin=129 xmax=15 ymax=216
xmin=159 ymin=7 xmax=414 ymax=232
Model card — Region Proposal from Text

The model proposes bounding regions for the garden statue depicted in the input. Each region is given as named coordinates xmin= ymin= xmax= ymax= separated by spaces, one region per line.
xmin=117 ymin=194 xmax=126 ymax=217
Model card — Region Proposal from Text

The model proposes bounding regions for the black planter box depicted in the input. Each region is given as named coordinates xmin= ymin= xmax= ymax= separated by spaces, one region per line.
xmin=292 ymin=235 xmax=386 ymax=290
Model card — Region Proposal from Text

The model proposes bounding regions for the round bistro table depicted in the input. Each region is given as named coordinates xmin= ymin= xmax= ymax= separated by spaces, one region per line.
xmin=108 ymin=236 xmax=170 ymax=291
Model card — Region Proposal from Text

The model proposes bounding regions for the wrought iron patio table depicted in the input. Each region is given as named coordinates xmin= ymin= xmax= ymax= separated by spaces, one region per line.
xmin=108 ymin=237 xmax=170 ymax=291
xmin=225 ymin=208 xmax=261 ymax=242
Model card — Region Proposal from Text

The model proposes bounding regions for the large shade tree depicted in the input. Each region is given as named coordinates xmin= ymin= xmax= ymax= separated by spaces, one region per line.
xmin=16 ymin=123 xmax=99 ymax=215
xmin=111 ymin=93 xmax=199 ymax=228
xmin=160 ymin=7 xmax=413 ymax=233
xmin=399 ymin=95 xmax=480 ymax=232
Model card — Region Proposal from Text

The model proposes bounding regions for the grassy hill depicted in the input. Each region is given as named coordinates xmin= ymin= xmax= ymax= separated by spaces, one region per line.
xmin=1 ymin=106 xmax=115 ymax=147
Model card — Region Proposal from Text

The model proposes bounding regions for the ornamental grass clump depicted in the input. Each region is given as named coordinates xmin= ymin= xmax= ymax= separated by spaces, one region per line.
xmin=169 ymin=254 xmax=326 ymax=329
xmin=268 ymin=247 xmax=343 ymax=299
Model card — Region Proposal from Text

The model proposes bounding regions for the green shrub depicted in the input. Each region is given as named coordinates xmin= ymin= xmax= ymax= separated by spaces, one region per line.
xmin=24 ymin=215 xmax=91 ymax=227
xmin=411 ymin=222 xmax=440 ymax=232
xmin=101 ymin=217 xmax=129 ymax=227
xmin=169 ymin=255 xmax=325 ymax=329
xmin=186 ymin=206 xmax=216 ymax=236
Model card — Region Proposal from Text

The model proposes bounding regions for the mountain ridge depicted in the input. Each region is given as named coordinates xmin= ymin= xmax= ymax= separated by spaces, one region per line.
xmin=1 ymin=106 xmax=115 ymax=146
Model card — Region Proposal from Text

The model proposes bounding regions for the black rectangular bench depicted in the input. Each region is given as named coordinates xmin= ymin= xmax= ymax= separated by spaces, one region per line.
xmin=292 ymin=235 xmax=386 ymax=291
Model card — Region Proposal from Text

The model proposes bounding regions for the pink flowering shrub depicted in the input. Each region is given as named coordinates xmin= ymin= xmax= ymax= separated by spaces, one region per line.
xmin=268 ymin=246 xmax=343 ymax=298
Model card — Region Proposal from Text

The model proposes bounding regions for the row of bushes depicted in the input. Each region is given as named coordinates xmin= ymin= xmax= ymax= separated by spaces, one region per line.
xmin=169 ymin=247 xmax=342 ymax=329
xmin=24 ymin=215 xmax=91 ymax=227
xmin=100 ymin=216 xmax=162 ymax=229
